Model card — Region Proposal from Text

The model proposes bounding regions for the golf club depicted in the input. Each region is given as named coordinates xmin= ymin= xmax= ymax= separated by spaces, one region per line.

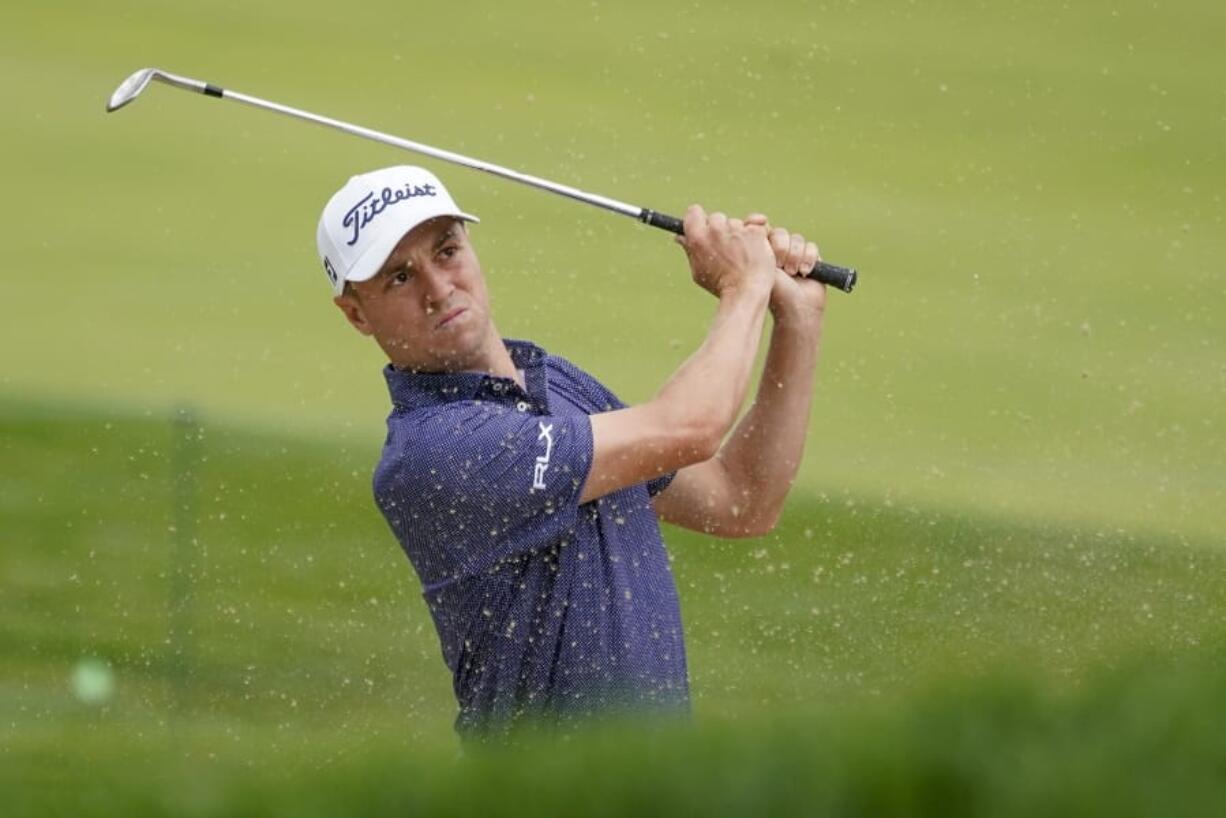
xmin=107 ymin=67 xmax=858 ymax=292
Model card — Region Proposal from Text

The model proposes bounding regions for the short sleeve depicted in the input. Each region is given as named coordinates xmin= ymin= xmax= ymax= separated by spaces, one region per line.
xmin=379 ymin=402 xmax=593 ymax=586
xmin=578 ymin=371 xmax=678 ymax=499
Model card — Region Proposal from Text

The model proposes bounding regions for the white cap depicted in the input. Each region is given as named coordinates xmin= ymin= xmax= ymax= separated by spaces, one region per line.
xmin=316 ymin=165 xmax=479 ymax=296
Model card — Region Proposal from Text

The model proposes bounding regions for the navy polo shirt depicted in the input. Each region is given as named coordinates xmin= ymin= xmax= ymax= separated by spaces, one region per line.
xmin=373 ymin=338 xmax=690 ymax=737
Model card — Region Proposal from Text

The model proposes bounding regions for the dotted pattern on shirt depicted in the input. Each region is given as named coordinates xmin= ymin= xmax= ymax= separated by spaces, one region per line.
xmin=373 ymin=339 xmax=690 ymax=738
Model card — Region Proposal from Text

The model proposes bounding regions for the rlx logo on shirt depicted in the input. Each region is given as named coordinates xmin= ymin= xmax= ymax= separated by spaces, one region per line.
xmin=533 ymin=422 xmax=554 ymax=490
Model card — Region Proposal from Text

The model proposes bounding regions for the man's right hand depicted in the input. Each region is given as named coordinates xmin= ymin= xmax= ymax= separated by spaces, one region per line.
xmin=674 ymin=204 xmax=776 ymax=299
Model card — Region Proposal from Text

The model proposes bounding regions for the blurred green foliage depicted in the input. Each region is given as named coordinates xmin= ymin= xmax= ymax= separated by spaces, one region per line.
xmin=10 ymin=631 xmax=1226 ymax=816
xmin=4 ymin=400 xmax=1225 ymax=813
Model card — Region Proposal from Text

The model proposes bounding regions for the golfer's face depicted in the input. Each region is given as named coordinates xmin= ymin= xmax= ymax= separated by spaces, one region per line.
xmin=349 ymin=217 xmax=492 ymax=371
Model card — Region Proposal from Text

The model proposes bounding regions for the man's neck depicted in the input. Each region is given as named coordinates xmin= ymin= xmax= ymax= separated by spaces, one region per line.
xmin=483 ymin=336 xmax=525 ymax=390
xmin=391 ymin=327 xmax=524 ymax=390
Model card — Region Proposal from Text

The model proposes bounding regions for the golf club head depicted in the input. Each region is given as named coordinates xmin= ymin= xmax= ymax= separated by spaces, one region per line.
xmin=107 ymin=68 xmax=215 ymax=113
xmin=107 ymin=68 xmax=158 ymax=112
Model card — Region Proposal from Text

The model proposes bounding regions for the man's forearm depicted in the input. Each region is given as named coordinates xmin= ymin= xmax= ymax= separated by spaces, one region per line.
xmin=715 ymin=314 xmax=823 ymax=526
xmin=652 ymin=282 xmax=773 ymax=454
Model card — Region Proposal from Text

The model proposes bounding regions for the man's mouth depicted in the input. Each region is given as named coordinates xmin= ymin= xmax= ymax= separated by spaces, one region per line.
xmin=436 ymin=307 xmax=467 ymax=329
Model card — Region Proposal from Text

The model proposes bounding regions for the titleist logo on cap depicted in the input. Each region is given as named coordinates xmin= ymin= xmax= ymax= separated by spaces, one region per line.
xmin=342 ymin=182 xmax=438 ymax=246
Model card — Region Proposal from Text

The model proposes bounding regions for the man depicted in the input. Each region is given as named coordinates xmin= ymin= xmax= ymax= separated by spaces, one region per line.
xmin=317 ymin=165 xmax=826 ymax=740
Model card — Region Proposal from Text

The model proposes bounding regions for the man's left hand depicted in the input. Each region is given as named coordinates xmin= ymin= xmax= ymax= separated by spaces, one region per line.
xmin=743 ymin=214 xmax=827 ymax=327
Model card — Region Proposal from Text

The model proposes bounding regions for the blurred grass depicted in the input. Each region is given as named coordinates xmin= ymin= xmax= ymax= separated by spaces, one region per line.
xmin=8 ymin=620 xmax=1226 ymax=817
xmin=4 ymin=397 xmax=1225 ymax=801
xmin=1 ymin=0 xmax=1223 ymax=541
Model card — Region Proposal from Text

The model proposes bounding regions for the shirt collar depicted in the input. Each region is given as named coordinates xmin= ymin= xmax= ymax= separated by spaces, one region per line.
xmin=383 ymin=338 xmax=547 ymax=411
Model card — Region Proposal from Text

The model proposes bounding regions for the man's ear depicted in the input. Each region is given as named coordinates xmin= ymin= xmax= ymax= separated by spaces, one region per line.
xmin=333 ymin=292 xmax=374 ymax=336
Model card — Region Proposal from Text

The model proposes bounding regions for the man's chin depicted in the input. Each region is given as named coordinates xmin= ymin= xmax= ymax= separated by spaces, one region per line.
xmin=382 ymin=315 xmax=496 ymax=372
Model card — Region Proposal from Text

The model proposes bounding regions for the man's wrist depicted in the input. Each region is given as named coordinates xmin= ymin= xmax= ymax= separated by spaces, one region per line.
xmin=719 ymin=270 xmax=774 ymax=302
xmin=769 ymin=301 xmax=824 ymax=334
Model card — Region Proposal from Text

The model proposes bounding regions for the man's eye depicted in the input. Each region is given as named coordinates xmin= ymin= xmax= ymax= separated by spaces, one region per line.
xmin=440 ymin=246 xmax=458 ymax=259
xmin=394 ymin=270 xmax=412 ymax=283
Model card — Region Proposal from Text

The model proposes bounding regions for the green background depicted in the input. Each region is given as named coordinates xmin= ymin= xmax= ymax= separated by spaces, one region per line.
xmin=3 ymin=0 xmax=1224 ymax=813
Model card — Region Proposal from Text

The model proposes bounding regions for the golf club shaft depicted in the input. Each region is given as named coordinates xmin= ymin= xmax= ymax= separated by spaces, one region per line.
xmin=111 ymin=70 xmax=857 ymax=292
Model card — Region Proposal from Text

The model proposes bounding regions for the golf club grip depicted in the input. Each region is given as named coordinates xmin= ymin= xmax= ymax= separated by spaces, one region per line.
xmin=640 ymin=209 xmax=857 ymax=293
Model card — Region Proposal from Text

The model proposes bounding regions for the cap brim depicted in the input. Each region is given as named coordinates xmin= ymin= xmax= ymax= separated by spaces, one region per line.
xmin=339 ymin=210 xmax=480 ymax=294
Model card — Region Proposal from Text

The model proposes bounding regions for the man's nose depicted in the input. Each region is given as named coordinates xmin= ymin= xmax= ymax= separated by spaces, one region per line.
xmin=419 ymin=266 xmax=454 ymax=308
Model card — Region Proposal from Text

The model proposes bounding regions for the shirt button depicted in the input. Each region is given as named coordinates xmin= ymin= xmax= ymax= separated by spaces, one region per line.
xmin=516 ymin=401 xmax=530 ymax=412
